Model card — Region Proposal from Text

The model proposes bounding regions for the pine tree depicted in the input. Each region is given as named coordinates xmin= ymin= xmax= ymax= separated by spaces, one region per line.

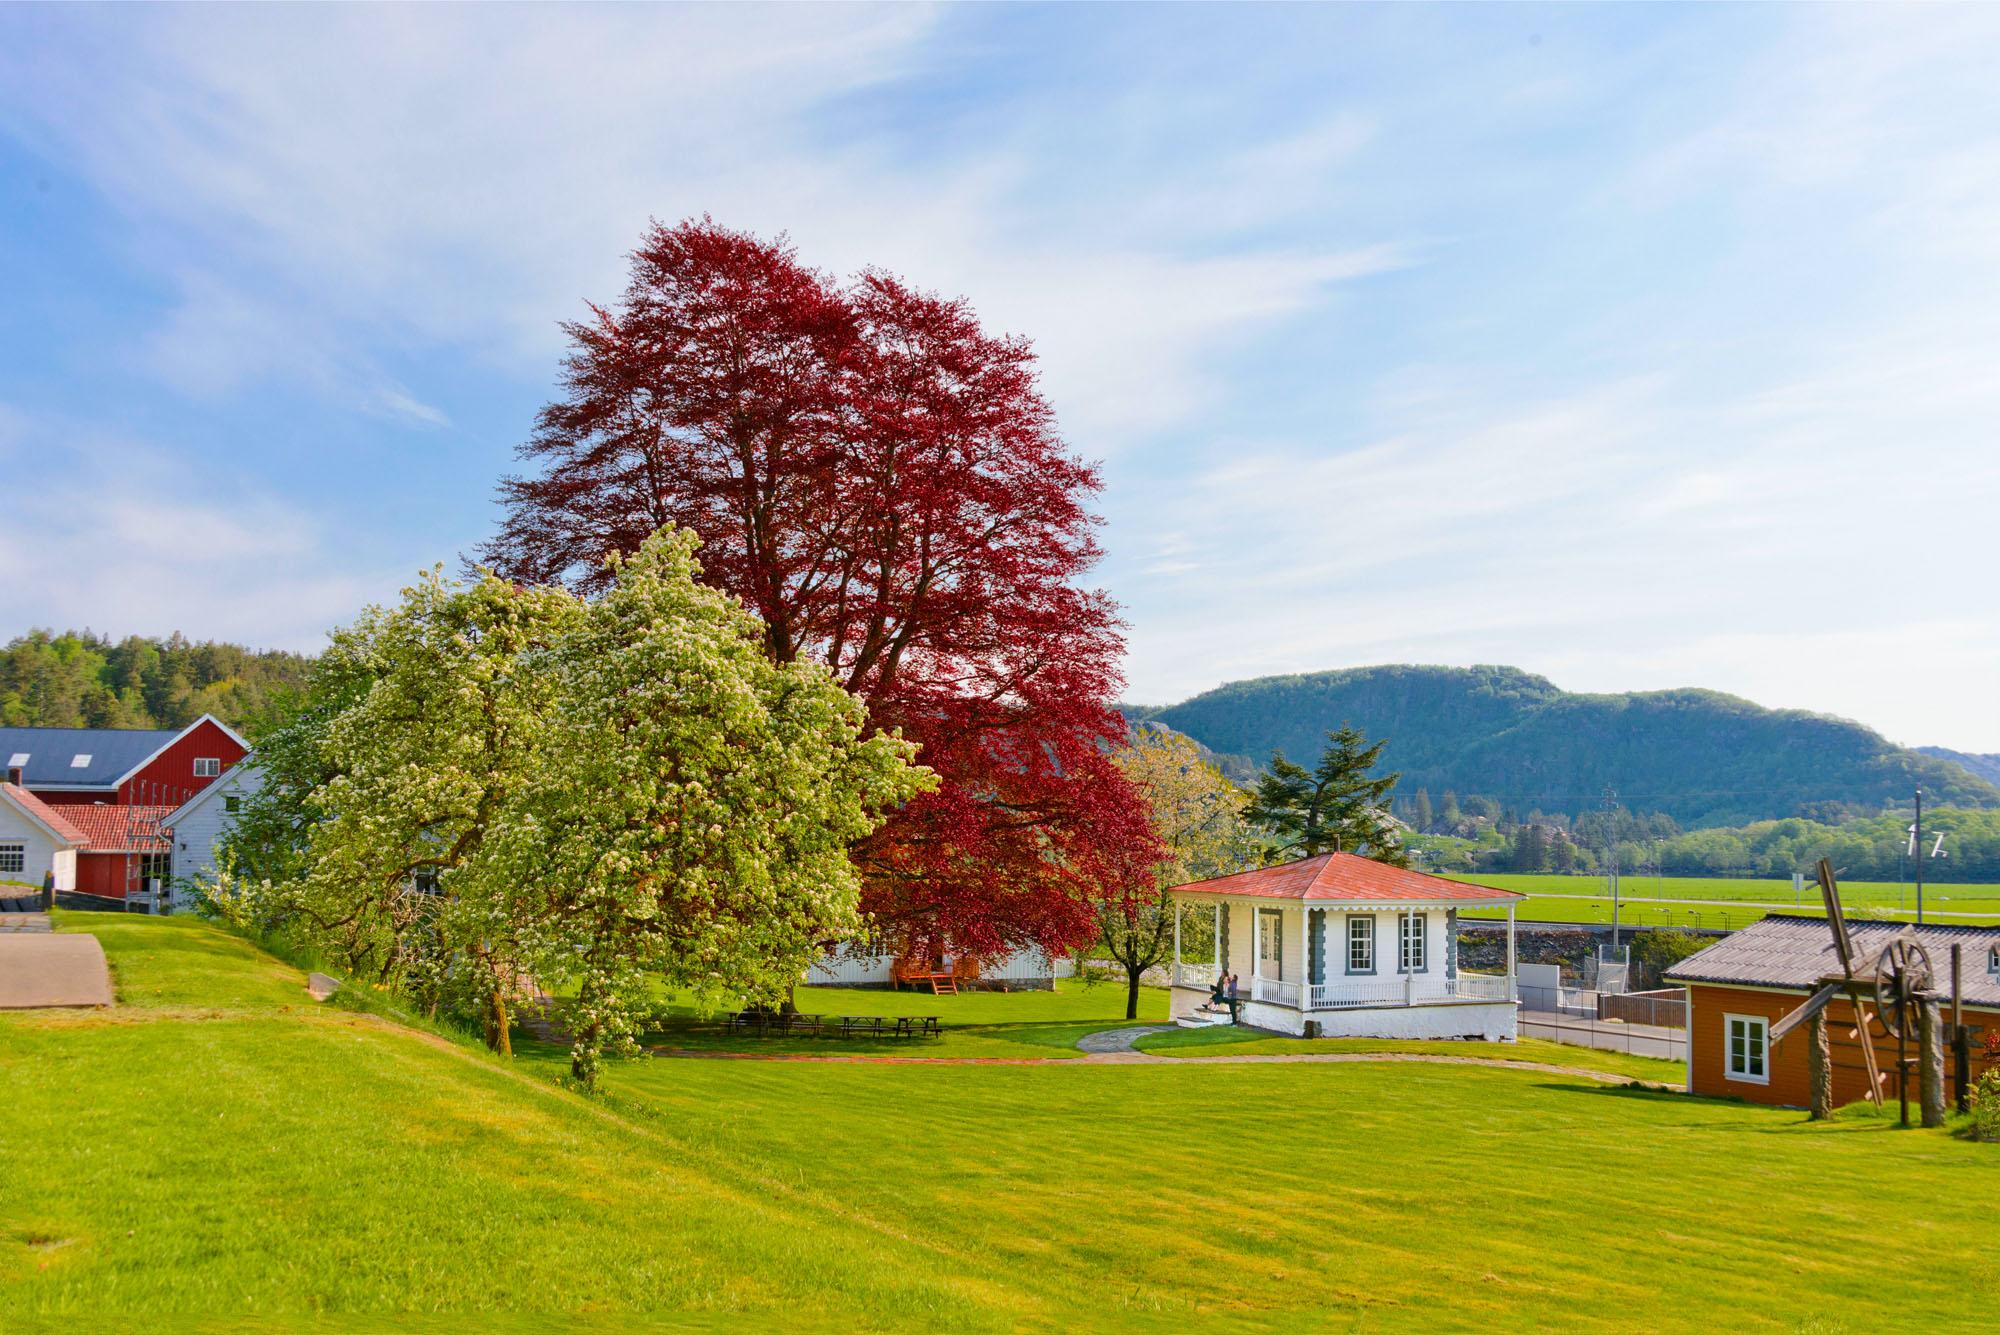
xmin=1412 ymin=787 xmax=1435 ymax=833
xmin=1245 ymin=725 xmax=1408 ymax=866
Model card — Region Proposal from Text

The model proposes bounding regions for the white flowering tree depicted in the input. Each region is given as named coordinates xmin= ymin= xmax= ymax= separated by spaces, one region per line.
xmin=213 ymin=528 xmax=930 ymax=1086
xmin=463 ymin=529 xmax=930 ymax=1082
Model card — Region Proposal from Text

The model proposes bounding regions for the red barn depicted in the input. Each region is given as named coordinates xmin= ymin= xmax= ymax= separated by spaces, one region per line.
xmin=0 ymin=716 xmax=248 ymax=902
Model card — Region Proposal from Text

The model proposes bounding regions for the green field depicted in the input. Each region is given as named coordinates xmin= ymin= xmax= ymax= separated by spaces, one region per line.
xmin=2 ymin=915 xmax=1993 ymax=1330
xmin=1454 ymin=873 xmax=2000 ymax=931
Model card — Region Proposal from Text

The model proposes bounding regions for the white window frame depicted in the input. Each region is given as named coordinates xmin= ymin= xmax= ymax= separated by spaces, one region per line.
xmin=1725 ymin=1013 xmax=1770 ymax=1085
xmin=224 ymin=795 xmax=241 ymax=814
xmin=0 ymin=842 xmax=23 ymax=875
xmin=1987 ymin=945 xmax=1998 ymax=978
xmin=193 ymin=757 xmax=222 ymax=778
xmin=1398 ymin=912 xmax=1428 ymax=974
xmin=1346 ymin=915 xmax=1375 ymax=974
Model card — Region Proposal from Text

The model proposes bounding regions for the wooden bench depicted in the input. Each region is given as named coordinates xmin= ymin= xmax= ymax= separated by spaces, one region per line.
xmin=722 ymin=1011 xmax=942 ymax=1040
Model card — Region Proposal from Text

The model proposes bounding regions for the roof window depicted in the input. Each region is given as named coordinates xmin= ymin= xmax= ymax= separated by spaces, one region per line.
xmin=71 ymin=754 xmax=92 ymax=768
xmin=6 ymin=752 xmax=26 ymax=769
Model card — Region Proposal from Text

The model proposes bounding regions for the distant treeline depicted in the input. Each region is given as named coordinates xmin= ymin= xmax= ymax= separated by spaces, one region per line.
xmin=1404 ymin=793 xmax=2000 ymax=883
xmin=0 ymin=630 xmax=312 ymax=735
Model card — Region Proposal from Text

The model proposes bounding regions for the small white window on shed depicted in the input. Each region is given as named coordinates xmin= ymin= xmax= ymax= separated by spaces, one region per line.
xmin=193 ymin=757 xmax=222 ymax=778
xmin=71 ymin=754 xmax=92 ymax=768
xmin=224 ymin=795 xmax=241 ymax=814
xmin=0 ymin=842 xmax=24 ymax=875
xmin=1989 ymin=945 xmax=1999 ymax=978
xmin=6 ymin=752 xmax=28 ymax=769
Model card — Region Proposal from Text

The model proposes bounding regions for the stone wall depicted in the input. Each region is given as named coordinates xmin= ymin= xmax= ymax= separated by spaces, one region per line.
xmin=1457 ymin=927 xmax=1601 ymax=976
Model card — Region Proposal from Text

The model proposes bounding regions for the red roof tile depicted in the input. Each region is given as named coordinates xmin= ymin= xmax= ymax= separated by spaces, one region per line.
xmin=2 ymin=783 xmax=88 ymax=845
xmin=53 ymin=803 xmax=173 ymax=854
xmin=1172 ymin=851 xmax=1522 ymax=904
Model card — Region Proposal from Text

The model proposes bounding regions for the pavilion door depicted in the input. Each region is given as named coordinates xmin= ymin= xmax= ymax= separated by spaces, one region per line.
xmin=1257 ymin=908 xmax=1284 ymax=982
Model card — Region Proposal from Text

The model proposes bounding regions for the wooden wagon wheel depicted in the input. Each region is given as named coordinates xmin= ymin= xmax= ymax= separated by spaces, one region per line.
xmin=1873 ymin=937 xmax=1934 ymax=1040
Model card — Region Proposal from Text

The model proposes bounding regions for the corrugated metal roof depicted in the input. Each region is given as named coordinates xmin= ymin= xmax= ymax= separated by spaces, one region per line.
xmin=1667 ymin=913 xmax=2000 ymax=1008
xmin=0 ymin=726 xmax=180 ymax=789
xmin=1172 ymin=851 xmax=1522 ymax=905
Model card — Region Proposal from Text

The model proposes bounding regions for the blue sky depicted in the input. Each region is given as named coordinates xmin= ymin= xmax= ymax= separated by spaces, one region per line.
xmin=2 ymin=5 xmax=1997 ymax=748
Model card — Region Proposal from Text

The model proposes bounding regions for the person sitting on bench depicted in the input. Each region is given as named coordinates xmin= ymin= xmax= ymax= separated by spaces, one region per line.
xmin=1206 ymin=974 xmax=1228 ymax=1011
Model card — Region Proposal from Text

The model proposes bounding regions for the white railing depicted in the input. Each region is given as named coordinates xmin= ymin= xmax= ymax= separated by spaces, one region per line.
xmin=1451 ymin=971 xmax=1515 ymax=1002
xmin=1305 ymin=972 xmax=1516 ymax=1010
xmin=1309 ymin=977 xmax=1413 ymax=1010
xmin=1173 ymin=962 xmax=1218 ymax=989
xmin=1252 ymin=977 xmax=1301 ymax=1007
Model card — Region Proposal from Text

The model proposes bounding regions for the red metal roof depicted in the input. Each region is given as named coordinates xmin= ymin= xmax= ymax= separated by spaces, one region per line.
xmin=55 ymin=803 xmax=174 ymax=854
xmin=1 ymin=783 xmax=88 ymax=845
xmin=1172 ymin=851 xmax=1522 ymax=904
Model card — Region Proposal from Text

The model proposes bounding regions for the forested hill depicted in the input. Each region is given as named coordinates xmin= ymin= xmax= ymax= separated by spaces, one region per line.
xmin=0 ymin=630 xmax=311 ymax=734
xmin=1125 ymin=665 xmax=2000 ymax=828
xmin=1918 ymin=747 xmax=2000 ymax=788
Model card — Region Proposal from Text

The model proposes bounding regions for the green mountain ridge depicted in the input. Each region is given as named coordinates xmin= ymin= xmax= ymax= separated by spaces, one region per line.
xmin=1917 ymin=746 xmax=2000 ymax=788
xmin=1126 ymin=664 xmax=2000 ymax=828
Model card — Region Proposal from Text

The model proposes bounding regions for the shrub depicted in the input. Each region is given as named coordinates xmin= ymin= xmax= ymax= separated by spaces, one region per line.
xmin=1629 ymin=929 xmax=1709 ymax=988
xmin=1972 ymin=1068 xmax=2000 ymax=1143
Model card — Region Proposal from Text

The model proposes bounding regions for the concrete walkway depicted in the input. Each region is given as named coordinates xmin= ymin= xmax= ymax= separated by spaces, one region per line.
xmin=0 ymin=933 xmax=113 ymax=1008
xmin=1073 ymin=1024 xmax=1174 ymax=1054
xmin=1 ymin=911 xmax=53 ymax=933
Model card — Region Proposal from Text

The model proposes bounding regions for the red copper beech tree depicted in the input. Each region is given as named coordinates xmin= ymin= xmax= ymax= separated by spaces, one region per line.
xmin=484 ymin=218 xmax=1161 ymax=959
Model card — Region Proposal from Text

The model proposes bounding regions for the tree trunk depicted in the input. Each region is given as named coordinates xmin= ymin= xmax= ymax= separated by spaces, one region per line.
xmin=488 ymin=987 xmax=513 ymax=1057
xmin=1126 ymin=965 xmax=1143 ymax=1021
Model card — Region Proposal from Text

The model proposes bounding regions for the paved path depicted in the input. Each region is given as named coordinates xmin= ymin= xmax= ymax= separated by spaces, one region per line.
xmin=1073 ymin=1024 xmax=1174 ymax=1054
xmin=1 ymin=911 xmax=52 ymax=933
xmin=0 ymin=933 xmax=113 ymax=1008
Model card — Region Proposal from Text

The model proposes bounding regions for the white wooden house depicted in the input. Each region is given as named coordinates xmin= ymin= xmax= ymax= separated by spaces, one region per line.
xmin=1169 ymin=851 xmax=1523 ymax=1040
xmin=157 ymin=763 xmax=264 ymax=910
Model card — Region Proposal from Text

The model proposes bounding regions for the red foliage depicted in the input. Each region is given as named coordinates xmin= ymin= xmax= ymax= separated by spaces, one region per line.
xmin=486 ymin=218 xmax=1161 ymax=957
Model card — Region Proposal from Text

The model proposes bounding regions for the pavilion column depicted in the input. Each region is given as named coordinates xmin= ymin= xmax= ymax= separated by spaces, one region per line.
xmin=1172 ymin=902 xmax=1182 ymax=987
xmin=1505 ymin=903 xmax=1518 ymax=1002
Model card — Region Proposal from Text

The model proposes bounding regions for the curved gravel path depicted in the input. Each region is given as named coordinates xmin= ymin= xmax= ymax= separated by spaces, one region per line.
xmin=1073 ymin=1024 xmax=1175 ymax=1054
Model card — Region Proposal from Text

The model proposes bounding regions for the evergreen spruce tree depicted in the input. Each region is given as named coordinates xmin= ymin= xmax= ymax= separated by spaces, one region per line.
xmin=1412 ymin=787 xmax=1435 ymax=833
xmin=1246 ymin=725 xmax=1409 ymax=866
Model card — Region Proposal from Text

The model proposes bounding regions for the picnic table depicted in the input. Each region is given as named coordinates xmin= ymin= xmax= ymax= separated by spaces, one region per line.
xmin=723 ymin=1010 xmax=942 ymax=1040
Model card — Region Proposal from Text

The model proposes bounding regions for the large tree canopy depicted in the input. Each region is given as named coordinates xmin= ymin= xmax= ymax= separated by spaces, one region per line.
xmin=213 ymin=529 xmax=929 ymax=1084
xmin=484 ymin=218 xmax=1156 ymax=958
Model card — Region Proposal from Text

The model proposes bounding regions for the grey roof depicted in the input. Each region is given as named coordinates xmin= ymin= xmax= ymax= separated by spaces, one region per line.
xmin=0 ymin=726 xmax=180 ymax=789
xmin=1666 ymin=913 xmax=2000 ymax=1009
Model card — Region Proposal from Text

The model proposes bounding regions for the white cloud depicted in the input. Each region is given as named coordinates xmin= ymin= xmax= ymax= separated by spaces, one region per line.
xmin=0 ymin=415 xmax=413 ymax=652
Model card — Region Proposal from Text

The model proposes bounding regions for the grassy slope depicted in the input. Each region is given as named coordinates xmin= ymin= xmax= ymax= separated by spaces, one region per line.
xmin=2 ymin=916 xmax=1994 ymax=1330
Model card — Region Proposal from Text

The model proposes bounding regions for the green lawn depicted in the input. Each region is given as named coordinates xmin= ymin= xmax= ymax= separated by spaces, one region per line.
xmin=3 ymin=916 xmax=1994 ymax=1330
xmin=1455 ymin=873 xmax=2000 ymax=931
xmin=638 ymin=976 xmax=1168 ymax=1060
xmin=1130 ymin=1026 xmax=1687 ymax=1082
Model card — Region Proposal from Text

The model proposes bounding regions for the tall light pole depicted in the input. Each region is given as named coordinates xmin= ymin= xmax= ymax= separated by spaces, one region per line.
xmin=1914 ymin=787 xmax=1924 ymax=925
